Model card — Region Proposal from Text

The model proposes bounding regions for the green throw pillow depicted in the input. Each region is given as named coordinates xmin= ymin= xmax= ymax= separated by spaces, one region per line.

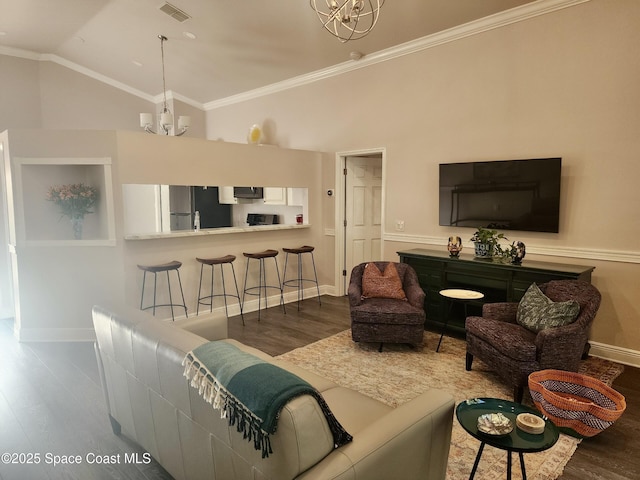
xmin=516 ymin=283 xmax=580 ymax=333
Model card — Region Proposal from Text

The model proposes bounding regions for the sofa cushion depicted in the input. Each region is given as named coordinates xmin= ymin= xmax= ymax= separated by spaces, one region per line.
xmin=361 ymin=262 xmax=407 ymax=300
xmin=351 ymin=298 xmax=425 ymax=325
xmin=466 ymin=316 xmax=537 ymax=362
xmin=516 ymin=283 xmax=580 ymax=333
xmin=320 ymin=386 xmax=392 ymax=434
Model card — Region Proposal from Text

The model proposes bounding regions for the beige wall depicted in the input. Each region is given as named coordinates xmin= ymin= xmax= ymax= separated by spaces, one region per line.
xmin=0 ymin=55 xmax=43 ymax=130
xmin=2 ymin=129 xmax=332 ymax=340
xmin=205 ymin=0 xmax=640 ymax=359
xmin=113 ymin=131 xmax=332 ymax=313
xmin=2 ymin=130 xmax=124 ymax=339
xmin=0 ymin=0 xmax=638 ymax=362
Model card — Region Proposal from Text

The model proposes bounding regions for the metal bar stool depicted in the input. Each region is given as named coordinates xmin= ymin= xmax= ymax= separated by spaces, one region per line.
xmin=242 ymin=249 xmax=285 ymax=321
xmin=138 ymin=261 xmax=188 ymax=321
xmin=282 ymin=245 xmax=321 ymax=310
xmin=196 ymin=254 xmax=244 ymax=325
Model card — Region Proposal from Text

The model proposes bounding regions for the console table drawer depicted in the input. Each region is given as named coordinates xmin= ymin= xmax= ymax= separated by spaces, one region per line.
xmin=446 ymin=271 xmax=508 ymax=291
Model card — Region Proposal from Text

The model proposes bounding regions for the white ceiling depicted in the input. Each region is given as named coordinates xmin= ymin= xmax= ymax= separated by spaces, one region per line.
xmin=0 ymin=0 xmax=535 ymax=106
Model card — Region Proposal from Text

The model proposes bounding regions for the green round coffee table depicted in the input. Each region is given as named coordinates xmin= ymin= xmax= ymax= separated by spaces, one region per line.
xmin=456 ymin=398 xmax=559 ymax=480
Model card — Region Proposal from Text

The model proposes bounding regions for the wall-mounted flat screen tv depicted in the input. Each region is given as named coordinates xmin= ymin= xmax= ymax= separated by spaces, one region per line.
xmin=439 ymin=158 xmax=561 ymax=233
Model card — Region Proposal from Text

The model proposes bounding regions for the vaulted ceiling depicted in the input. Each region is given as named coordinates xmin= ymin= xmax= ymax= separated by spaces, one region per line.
xmin=0 ymin=0 xmax=536 ymax=106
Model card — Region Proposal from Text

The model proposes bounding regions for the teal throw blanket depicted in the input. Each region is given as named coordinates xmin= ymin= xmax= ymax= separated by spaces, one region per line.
xmin=183 ymin=341 xmax=352 ymax=458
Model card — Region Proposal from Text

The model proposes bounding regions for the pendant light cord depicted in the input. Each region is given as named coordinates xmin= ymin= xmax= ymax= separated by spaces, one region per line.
xmin=159 ymin=35 xmax=169 ymax=113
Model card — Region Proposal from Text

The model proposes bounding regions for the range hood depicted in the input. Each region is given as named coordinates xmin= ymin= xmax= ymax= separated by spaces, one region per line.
xmin=233 ymin=186 xmax=263 ymax=199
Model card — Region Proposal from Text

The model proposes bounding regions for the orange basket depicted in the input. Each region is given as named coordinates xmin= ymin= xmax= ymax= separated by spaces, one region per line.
xmin=528 ymin=369 xmax=626 ymax=438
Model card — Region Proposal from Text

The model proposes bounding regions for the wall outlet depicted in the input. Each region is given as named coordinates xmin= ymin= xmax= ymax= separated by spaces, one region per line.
xmin=395 ymin=220 xmax=405 ymax=231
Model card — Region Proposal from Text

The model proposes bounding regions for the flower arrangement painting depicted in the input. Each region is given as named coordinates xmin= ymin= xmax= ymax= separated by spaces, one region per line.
xmin=46 ymin=183 xmax=98 ymax=239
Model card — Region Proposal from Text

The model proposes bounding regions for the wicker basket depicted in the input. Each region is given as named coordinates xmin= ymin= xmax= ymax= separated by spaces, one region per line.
xmin=528 ymin=369 xmax=626 ymax=438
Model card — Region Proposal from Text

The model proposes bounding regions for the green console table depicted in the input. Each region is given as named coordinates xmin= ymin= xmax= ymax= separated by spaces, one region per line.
xmin=397 ymin=248 xmax=595 ymax=336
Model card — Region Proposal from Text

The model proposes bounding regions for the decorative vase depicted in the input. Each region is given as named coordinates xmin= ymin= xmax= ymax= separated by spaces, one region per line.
xmin=511 ymin=241 xmax=526 ymax=264
xmin=474 ymin=242 xmax=493 ymax=259
xmin=70 ymin=214 xmax=84 ymax=240
xmin=447 ymin=236 xmax=463 ymax=257
xmin=247 ymin=124 xmax=262 ymax=144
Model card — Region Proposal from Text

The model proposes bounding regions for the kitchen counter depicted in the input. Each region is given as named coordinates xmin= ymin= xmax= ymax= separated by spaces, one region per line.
xmin=124 ymin=223 xmax=310 ymax=240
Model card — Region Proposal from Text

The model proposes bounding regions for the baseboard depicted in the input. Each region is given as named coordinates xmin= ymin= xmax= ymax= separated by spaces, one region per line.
xmin=20 ymin=289 xmax=634 ymax=369
xmin=240 ymin=285 xmax=330 ymax=314
xmin=588 ymin=341 xmax=640 ymax=369
xmin=16 ymin=327 xmax=97 ymax=343
xmin=12 ymin=285 xmax=335 ymax=342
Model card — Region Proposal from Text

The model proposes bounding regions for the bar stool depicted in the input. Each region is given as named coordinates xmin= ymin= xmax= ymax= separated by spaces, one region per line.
xmin=242 ymin=249 xmax=285 ymax=321
xmin=196 ymin=254 xmax=244 ymax=325
xmin=282 ymin=245 xmax=321 ymax=310
xmin=138 ymin=261 xmax=188 ymax=321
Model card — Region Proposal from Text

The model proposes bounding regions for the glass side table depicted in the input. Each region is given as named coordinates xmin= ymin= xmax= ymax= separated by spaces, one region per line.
xmin=456 ymin=397 xmax=559 ymax=480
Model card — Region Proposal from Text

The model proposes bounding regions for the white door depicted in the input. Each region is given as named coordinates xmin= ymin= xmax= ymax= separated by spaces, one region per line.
xmin=344 ymin=155 xmax=383 ymax=285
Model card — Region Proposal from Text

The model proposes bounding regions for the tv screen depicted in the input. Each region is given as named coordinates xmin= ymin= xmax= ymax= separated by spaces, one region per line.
xmin=439 ymin=158 xmax=561 ymax=233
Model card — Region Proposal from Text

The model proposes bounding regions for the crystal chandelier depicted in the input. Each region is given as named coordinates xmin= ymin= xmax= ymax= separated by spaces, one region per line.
xmin=310 ymin=0 xmax=385 ymax=42
xmin=140 ymin=35 xmax=190 ymax=136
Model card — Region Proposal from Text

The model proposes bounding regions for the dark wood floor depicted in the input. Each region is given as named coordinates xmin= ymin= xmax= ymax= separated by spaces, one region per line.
xmin=0 ymin=296 xmax=637 ymax=479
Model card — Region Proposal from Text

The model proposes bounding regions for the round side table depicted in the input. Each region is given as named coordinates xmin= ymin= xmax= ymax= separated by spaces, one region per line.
xmin=456 ymin=397 xmax=559 ymax=480
xmin=437 ymin=288 xmax=484 ymax=352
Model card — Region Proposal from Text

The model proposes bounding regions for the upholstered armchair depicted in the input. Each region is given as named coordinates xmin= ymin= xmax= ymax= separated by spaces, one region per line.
xmin=348 ymin=262 xmax=426 ymax=351
xmin=465 ymin=280 xmax=602 ymax=403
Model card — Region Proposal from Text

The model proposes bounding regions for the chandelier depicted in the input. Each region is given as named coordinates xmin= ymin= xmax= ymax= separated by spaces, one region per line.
xmin=310 ymin=0 xmax=385 ymax=42
xmin=140 ymin=35 xmax=190 ymax=136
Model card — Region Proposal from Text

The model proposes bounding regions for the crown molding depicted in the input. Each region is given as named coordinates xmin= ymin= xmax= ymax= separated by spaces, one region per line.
xmin=164 ymin=90 xmax=204 ymax=110
xmin=0 ymin=45 xmax=40 ymax=60
xmin=40 ymin=53 xmax=157 ymax=103
xmin=2 ymin=0 xmax=589 ymax=112
xmin=0 ymin=47 xmax=203 ymax=109
xmin=204 ymin=0 xmax=590 ymax=110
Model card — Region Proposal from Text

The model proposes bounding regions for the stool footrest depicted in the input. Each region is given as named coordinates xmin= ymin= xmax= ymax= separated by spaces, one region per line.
xmin=244 ymin=286 xmax=283 ymax=295
xmin=141 ymin=304 xmax=188 ymax=312
xmin=283 ymin=278 xmax=320 ymax=287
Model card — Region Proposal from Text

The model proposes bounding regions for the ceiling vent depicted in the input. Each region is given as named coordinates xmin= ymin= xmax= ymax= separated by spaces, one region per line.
xmin=159 ymin=2 xmax=191 ymax=22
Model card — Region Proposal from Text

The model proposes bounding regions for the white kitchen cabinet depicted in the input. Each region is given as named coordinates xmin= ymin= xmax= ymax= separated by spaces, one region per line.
xmin=263 ymin=187 xmax=287 ymax=205
xmin=218 ymin=186 xmax=238 ymax=204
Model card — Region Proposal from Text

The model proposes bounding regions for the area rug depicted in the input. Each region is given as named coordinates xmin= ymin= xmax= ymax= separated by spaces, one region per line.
xmin=277 ymin=330 xmax=624 ymax=480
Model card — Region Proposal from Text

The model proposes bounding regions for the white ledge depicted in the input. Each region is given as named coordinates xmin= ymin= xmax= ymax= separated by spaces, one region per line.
xmin=124 ymin=224 xmax=310 ymax=240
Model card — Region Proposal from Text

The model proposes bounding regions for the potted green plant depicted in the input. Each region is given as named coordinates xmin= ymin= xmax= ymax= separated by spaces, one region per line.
xmin=470 ymin=227 xmax=507 ymax=259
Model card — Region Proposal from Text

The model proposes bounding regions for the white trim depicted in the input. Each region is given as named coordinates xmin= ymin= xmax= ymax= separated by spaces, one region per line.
xmin=166 ymin=90 xmax=204 ymax=110
xmin=589 ymin=342 xmax=640 ymax=369
xmin=1 ymin=0 xmax=589 ymax=111
xmin=204 ymin=0 xmax=590 ymax=109
xmin=41 ymin=54 xmax=157 ymax=103
xmin=0 ymin=45 xmax=40 ymax=61
xmin=334 ymin=148 xmax=387 ymax=296
xmin=13 ymin=157 xmax=116 ymax=246
xmin=0 ymin=48 xmax=203 ymax=110
xmin=383 ymin=232 xmax=640 ymax=265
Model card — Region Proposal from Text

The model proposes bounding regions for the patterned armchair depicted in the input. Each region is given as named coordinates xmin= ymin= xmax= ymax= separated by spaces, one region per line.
xmin=465 ymin=280 xmax=602 ymax=403
xmin=348 ymin=262 xmax=426 ymax=351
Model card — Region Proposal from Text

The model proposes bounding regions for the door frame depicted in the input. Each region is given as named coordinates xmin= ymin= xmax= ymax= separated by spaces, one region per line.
xmin=334 ymin=147 xmax=386 ymax=296
xmin=0 ymin=135 xmax=15 ymax=322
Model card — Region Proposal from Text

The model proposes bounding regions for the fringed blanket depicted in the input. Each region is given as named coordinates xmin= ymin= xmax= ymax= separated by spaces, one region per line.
xmin=182 ymin=341 xmax=352 ymax=458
